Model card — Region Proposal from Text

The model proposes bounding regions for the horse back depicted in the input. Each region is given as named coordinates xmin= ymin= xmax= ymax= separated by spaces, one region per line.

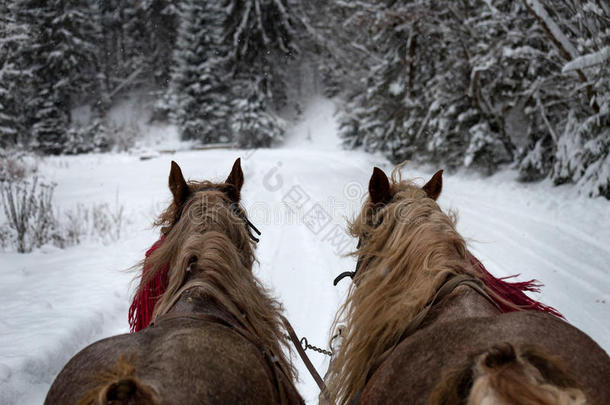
xmin=45 ymin=321 xmax=283 ymax=405
xmin=360 ymin=311 xmax=610 ymax=405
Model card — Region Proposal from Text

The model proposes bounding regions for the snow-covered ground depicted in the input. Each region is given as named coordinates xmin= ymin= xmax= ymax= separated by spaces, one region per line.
xmin=1 ymin=97 xmax=609 ymax=405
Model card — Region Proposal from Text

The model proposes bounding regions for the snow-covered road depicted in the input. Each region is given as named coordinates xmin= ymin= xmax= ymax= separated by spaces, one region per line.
xmin=1 ymin=98 xmax=608 ymax=404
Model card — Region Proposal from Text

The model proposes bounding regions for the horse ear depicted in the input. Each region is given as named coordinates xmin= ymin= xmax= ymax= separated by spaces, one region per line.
xmin=169 ymin=161 xmax=189 ymax=206
xmin=225 ymin=158 xmax=244 ymax=202
xmin=423 ymin=170 xmax=443 ymax=200
xmin=369 ymin=167 xmax=391 ymax=206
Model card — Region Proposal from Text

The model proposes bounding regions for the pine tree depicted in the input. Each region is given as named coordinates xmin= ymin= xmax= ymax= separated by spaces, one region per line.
xmin=329 ymin=0 xmax=608 ymax=198
xmin=547 ymin=0 xmax=610 ymax=197
xmin=430 ymin=0 xmax=522 ymax=172
xmin=231 ymin=75 xmax=285 ymax=147
xmin=18 ymin=0 xmax=98 ymax=154
xmin=122 ymin=0 xmax=178 ymax=88
xmin=139 ymin=0 xmax=178 ymax=87
xmin=92 ymin=0 xmax=177 ymax=112
xmin=0 ymin=0 xmax=30 ymax=148
xmin=334 ymin=1 xmax=487 ymax=167
xmin=170 ymin=0 xmax=231 ymax=143
xmin=94 ymin=0 xmax=122 ymax=113
xmin=326 ymin=1 xmax=397 ymax=150
xmin=223 ymin=0 xmax=301 ymax=147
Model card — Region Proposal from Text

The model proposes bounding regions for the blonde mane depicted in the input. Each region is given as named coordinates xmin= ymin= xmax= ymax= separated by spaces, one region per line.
xmin=137 ymin=183 xmax=296 ymax=381
xmin=326 ymin=169 xmax=479 ymax=404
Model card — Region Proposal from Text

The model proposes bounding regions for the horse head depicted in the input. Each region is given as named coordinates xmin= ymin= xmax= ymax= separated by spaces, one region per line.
xmin=333 ymin=167 xmax=444 ymax=286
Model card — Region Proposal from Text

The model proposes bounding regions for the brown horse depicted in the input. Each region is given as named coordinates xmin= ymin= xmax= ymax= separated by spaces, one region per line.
xmin=45 ymin=159 xmax=303 ymax=405
xmin=325 ymin=166 xmax=610 ymax=405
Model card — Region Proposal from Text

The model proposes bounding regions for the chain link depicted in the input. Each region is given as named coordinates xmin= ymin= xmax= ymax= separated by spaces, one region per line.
xmin=300 ymin=336 xmax=333 ymax=357
xmin=284 ymin=334 xmax=333 ymax=357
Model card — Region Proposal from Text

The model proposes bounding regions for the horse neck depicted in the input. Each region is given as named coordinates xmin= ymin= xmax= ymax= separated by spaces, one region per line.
xmin=159 ymin=272 xmax=279 ymax=349
xmin=424 ymin=284 xmax=501 ymax=327
xmin=167 ymin=288 xmax=234 ymax=321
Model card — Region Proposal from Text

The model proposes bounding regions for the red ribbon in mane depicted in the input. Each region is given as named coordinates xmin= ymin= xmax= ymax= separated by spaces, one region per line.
xmin=468 ymin=252 xmax=563 ymax=318
xmin=128 ymin=236 xmax=170 ymax=332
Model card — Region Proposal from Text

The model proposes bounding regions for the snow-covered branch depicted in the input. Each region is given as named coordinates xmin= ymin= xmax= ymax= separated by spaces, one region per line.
xmin=562 ymin=47 xmax=610 ymax=73
xmin=522 ymin=0 xmax=578 ymax=60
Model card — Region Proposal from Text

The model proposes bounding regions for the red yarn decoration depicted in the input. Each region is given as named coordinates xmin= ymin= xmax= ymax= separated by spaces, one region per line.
xmin=128 ymin=236 xmax=169 ymax=332
xmin=468 ymin=252 xmax=563 ymax=318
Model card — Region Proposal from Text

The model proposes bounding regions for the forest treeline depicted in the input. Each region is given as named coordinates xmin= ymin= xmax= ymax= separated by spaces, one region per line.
xmin=0 ymin=0 xmax=608 ymax=198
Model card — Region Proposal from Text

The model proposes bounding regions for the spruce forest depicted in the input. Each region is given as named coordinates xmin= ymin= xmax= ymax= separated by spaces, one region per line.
xmin=0 ymin=0 xmax=608 ymax=198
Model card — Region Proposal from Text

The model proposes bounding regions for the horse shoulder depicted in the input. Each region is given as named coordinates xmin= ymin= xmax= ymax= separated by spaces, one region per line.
xmin=45 ymin=322 xmax=279 ymax=405
xmin=360 ymin=311 xmax=610 ymax=405
xmin=144 ymin=321 xmax=279 ymax=403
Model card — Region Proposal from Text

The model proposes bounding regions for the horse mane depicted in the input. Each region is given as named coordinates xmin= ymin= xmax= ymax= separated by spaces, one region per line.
xmin=326 ymin=168 xmax=559 ymax=404
xmin=133 ymin=183 xmax=296 ymax=382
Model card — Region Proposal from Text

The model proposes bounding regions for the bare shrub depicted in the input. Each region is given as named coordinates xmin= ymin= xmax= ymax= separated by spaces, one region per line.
xmin=1 ymin=176 xmax=126 ymax=252
xmin=0 ymin=152 xmax=38 ymax=182
xmin=0 ymin=177 xmax=57 ymax=253
xmin=91 ymin=204 xmax=113 ymax=243
xmin=0 ymin=223 xmax=14 ymax=250
xmin=58 ymin=197 xmax=125 ymax=247
xmin=106 ymin=198 xmax=125 ymax=241
xmin=60 ymin=203 xmax=90 ymax=247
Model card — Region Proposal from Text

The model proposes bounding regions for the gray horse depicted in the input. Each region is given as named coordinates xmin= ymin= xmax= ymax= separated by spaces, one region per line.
xmin=326 ymin=166 xmax=610 ymax=405
xmin=45 ymin=159 xmax=303 ymax=405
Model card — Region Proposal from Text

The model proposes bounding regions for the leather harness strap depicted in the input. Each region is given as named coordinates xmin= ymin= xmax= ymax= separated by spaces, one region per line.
xmin=281 ymin=315 xmax=329 ymax=400
xmin=399 ymin=274 xmax=501 ymax=341
xmin=151 ymin=311 xmax=234 ymax=328
xmin=368 ymin=274 xmax=502 ymax=380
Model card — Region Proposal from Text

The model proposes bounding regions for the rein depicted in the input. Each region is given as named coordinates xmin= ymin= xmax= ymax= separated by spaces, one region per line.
xmin=281 ymin=316 xmax=330 ymax=400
